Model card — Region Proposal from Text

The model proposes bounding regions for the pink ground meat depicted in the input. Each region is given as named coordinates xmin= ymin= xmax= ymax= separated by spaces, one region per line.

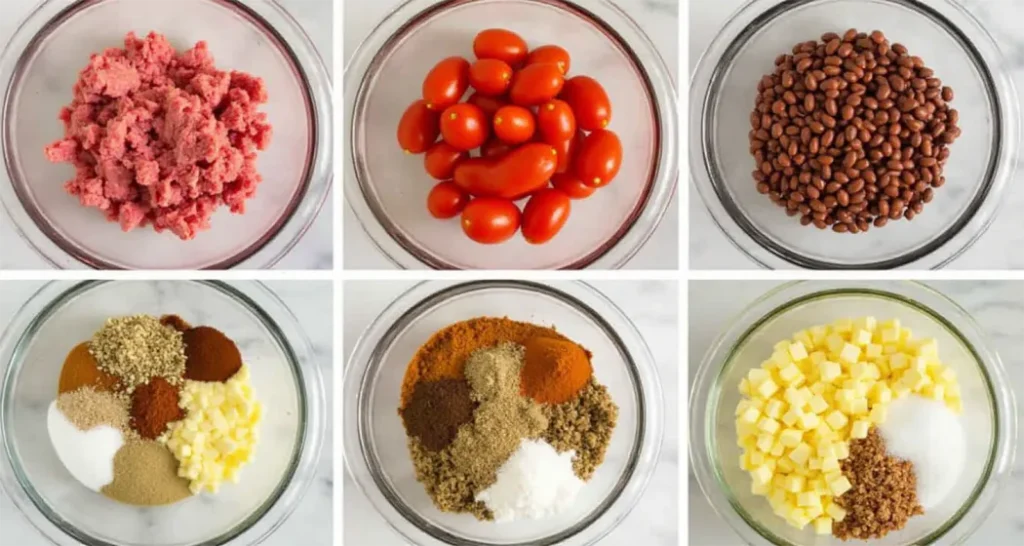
xmin=44 ymin=32 xmax=272 ymax=240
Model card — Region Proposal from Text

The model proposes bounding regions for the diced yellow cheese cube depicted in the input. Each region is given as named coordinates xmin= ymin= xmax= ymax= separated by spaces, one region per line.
xmin=756 ymin=378 xmax=780 ymax=398
xmin=808 ymin=394 xmax=829 ymax=414
xmin=851 ymin=329 xmax=872 ymax=346
xmin=789 ymin=341 xmax=809 ymax=361
xmin=751 ymin=464 xmax=773 ymax=485
xmin=829 ymin=476 xmax=852 ymax=496
xmin=758 ymin=417 xmax=781 ymax=435
xmin=814 ymin=516 xmax=834 ymax=535
xmin=785 ymin=474 xmax=805 ymax=493
xmin=779 ymin=428 xmax=803 ymax=448
xmin=839 ymin=343 xmax=861 ymax=364
xmin=797 ymin=412 xmax=820 ymax=430
xmin=826 ymin=503 xmax=847 ymax=522
xmin=825 ymin=410 xmax=849 ymax=431
xmin=819 ymin=360 xmax=842 ymax=382
xmin=789 ymin=443 xmax=812 ymax=465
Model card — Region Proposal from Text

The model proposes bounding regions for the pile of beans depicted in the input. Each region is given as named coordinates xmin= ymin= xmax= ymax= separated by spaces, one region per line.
xmin=749 ymin=29 xmax=961 ymax=233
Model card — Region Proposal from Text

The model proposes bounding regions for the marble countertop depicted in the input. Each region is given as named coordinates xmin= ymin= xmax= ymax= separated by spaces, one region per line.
xmin=342 ymin=280 xmax=679 ymax=544
xmin=0 ymin=0 xmax=334 ymax=270
xmin=0 ymin=280 xmax=334 ymax=545
xmin=689 ymin=0 xmax=1024 ymax=269
xmin=343 ymin=0 xmax=680 ymax=269
xmin=688 ymin=280 xmax=1024 ymax=545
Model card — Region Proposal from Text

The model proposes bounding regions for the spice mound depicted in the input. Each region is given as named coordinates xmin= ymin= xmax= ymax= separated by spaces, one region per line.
xmin=400 ymin=317 xmax=618 ymax=522
xmin=43 ymin=31 xmax=272 ymax=240
xmin=750 ymin=29 xmax=960 ymax=233
xmin=47 ymin=314 xmax=262 ymax=506
xmin=734 ymin=315 xmax=966 ymax=540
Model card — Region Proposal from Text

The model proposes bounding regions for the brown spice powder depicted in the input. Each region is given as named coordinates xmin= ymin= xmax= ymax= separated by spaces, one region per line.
xmin=101 ymin=439 xmax=192 ymax=505
xmin=56 ymin=387 xmax=132 ymax=434
xmin=833 ymin=427 xmax=924 ymax=540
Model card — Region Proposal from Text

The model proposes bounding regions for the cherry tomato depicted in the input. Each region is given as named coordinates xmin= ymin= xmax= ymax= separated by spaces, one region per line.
xmin=424 ymin=142 xmax=468 ymax=180
xmin=468 ymin=59 xmax=513 ymax=97
xmin=493 ymin=105 xmax=536 ymax=145
xmin=521 ymin=188 xmax=571 ymax=244
xmin=467 ymin=94 xmax=507 ymax=124
xmin=461 ymin=197 xmax=521 ymax=244
xmin=427 ymin=181 xmax=470 ymax=219
xmin=454 ymin=143 xmax=558 ymax=199
xmin=396 ymin=99 xmax=439 ymax=154
xmin=560 ymin=75 xmax=612 ymax=130
xmin=472 ymin=29 xmax=528 ymax=66
xmin=536 ymin=99 xmax=576 ymax=144
xmin=509 ymin=63 xmax=565 ymax=106
xmin=575 ymin=129 xmax=622 ymax=187
xmin=440 ymin=103 xmax=489 ymax=151
xmin=552 ymin=129 xmax=585 ymax=173
xmin=480 ymin=138 xmax=514 ymax=159
xmin=551 ymin=172 xmax=596 ymax=199
xmin=525 ymin=45 xmax=571 ymax=75
xmin=422 ymin=57 xmax=470 ymax=111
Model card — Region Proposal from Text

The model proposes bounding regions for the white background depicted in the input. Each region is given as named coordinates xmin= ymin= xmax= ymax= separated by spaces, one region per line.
xmin=343 ymin=280 xmax=680 ymax=545
xmin=343 ymin=0 xmax=680 ymax=269
xmin=0 ymin=280 xmax=334 ymax=545
xmin=0 ymin=0 xmax=335 ymax=270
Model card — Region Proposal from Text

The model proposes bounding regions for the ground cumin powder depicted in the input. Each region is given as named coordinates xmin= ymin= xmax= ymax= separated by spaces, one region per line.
xmin=400 ymin=317 xmax=575 ymax=408
xmin=58 ymin=342 xmax=119 ymax=394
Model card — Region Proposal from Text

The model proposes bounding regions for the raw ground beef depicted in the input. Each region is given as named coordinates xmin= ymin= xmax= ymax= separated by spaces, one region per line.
xmin=44 ymin=32 xmax=272 ymax=240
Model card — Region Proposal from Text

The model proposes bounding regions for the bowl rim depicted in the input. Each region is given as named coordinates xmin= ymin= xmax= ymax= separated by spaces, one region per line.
xmin=0 ymin=280 xmax=326 ymax=546
xmin=342 ymin=279 xmax=665 ymax=545
xmin=688 ymin=0 xmax=1022 ymax=270
xmin=0 ymin=0 xmax=334 ymax=270
xmin=688 ymin=280 xmax=1019 ymax=545
xmin=343 ymin=0 xmax=678 ymax=270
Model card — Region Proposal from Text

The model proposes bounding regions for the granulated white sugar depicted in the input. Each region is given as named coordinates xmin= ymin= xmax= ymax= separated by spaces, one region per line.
xmin=476 ymin=438 xmax=584 ymax=522
xmin=878 ymin=395 xmax=965 ymax=510
xmin=47 ymin=401 xmax=123 ymax=491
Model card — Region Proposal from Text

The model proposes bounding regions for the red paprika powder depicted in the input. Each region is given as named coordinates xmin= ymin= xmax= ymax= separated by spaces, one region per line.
xmin=182 ymin=326 xmax=242 ymax=382
xmin=130 ymin=377 xmax=183 ymax=439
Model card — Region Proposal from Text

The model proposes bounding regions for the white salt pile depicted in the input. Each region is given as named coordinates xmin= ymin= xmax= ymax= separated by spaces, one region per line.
xmin=476 ymin=438 xmax=584 ymax=522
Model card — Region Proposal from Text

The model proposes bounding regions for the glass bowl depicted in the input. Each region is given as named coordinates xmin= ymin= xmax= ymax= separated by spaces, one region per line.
xmin=343 ymin=280 xmax=663 ymax=544
xmin=689 ymin=0 xmax=1020 ymax=269
xmin=689 ymin=281 xmax=1018 ymax=545
xmin=344 ymin=0 xmax=677 ymax=269
xmin=0 ymin=0 xmax=333 ymax=269
xmin=0 ymin=280 xmax=325 ymax=545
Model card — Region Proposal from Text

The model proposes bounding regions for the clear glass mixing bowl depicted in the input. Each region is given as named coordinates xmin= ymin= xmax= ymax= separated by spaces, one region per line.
xmin=690 ymin=0 xmax=1020 ymax=269
xmin=0 ymin=280 xmax=325 ymax=545
xmin=0 ymin=0 xmax=333 ymax=269
xmin=690 ymin=281 xmax=1018 ymax=545
xmin=343 ymin=280 xmax=664 ymax=544
xmin=344 ymin=0 xmax=677 ymax=269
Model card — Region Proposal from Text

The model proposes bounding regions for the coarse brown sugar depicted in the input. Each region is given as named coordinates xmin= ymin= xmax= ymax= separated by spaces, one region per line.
xmin=833 ymin=427 xmax=923 ymax=540
xmin=89 ymin=315 xmax=186 ymax=392
xmin=543 ymin=379 xmax=618 ymax=480
xmin=56 ymin=387 xmax=133 ymax=435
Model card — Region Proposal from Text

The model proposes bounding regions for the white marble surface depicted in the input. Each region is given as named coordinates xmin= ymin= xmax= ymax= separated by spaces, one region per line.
xmin=688 ymin=280 xmax=1024 ymax=545
xmin=689 ymin=0 xmax=1024 ymax=269
xmin=0 ymin=280 xmax=334 ymax=545
xmin=0 ymin=0 xmax=334 ymax=270
xmin=343 ymin=0 xmax=680 ymax=269
xmin=342 ymin=280 xmax=679 ymax=544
